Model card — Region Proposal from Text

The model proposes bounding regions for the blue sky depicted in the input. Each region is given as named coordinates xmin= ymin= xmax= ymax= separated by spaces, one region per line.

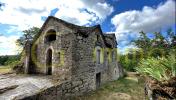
xmin=0 ymin=0 xmax=175 ymax=55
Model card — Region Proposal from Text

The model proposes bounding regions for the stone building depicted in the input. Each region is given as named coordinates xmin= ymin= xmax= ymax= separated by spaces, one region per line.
xmin=23 ymin=16 xmax=123 ymax=97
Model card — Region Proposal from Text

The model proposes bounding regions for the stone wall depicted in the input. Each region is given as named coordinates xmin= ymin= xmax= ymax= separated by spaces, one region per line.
xmin=70 ymin=30 xmax=97 ymax=94
xmin=31 ymin=18 xmax=75 ymax=80
xmin=23 ymin=16 xmax=124 ymax=99
xmin=21 ymin=80 xmax=92 ymax=100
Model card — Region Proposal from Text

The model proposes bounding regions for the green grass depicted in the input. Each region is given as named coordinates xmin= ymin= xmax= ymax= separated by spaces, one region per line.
xmin=0 ymin=66 xmax=11 ymax=74
xmin=75 ymin=76 xmax=145 ymax=100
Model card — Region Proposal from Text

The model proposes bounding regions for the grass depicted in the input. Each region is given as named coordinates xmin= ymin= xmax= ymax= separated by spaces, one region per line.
xmin=0 ymin=66 xmax=11 ymax=74
xmin=75 ymin=76 xmax=145 ymax=100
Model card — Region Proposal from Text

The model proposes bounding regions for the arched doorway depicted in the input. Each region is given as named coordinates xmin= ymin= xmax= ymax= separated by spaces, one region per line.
xmin=46 ymin=49 xmax=52 ymax=75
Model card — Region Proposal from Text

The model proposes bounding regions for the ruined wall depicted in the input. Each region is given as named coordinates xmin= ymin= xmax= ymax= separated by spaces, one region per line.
xmin=25 ymin=17 xmax=124 ymax=98
xmin=22 ymin=30 xmax=124 ymax=100
xmin=21 ymin=80 xmax=90 ymax=100
xmin=69 ymin=30 xmax=97 ymax=95
xmin=31 ymin=18 xmax=75 ymax=80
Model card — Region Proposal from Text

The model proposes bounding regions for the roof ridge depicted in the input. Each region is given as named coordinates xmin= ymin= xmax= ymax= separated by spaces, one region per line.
xmin=48 ymin=16 xmax=100 ymax=29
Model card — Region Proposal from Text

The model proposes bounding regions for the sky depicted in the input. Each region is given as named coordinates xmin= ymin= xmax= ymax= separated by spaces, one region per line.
xmin=0 ymin=0 xmax=175 ymax=55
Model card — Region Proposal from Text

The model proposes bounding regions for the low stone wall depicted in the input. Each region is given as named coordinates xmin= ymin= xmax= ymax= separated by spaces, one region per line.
xmin=21 ymin=79 xmax=93 ymax=100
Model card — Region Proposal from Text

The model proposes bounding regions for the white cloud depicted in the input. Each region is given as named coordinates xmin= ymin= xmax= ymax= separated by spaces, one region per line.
xmin=0 ymin=0 xmax=113 ymax=30
xmin=0 ymin=0 xmax=114 ymax=55
xmin=55 ymin=0 xmax=114 ymax=25
xmin=118 ymin=44 xmax=138 ymax=54
xmin=112 ymin=0 xmax=175 ymax=34
xmin=0 ymin=0 xmax=59 ymax=30
xmin=0 ymin=35 xmax=21 ymax=55
xmin=111 ymin=0 xmax=176 ymax=50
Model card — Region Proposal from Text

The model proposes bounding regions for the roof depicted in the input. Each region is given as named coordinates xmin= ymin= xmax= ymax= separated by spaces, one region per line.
xmin=32 ymin=16 xmax=117 ymax=47
xmin=32 ymin=16 xmax=99 ymax=44
xmin=103 ymin=34 xmax=117 ymax=48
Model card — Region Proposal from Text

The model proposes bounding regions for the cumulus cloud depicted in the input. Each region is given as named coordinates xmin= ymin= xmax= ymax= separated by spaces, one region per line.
xmin=0 ymin=35 xmax=21 ymax=55
xmin=111 ymin=0 xmax=176 ymax=49
xmin=0 ymin=0 xmax=113 ymax=30
xmin=0 ymin=0 xmax=113 ymax=55
xmin=0 ymin=0 xmax=59 ymax=30
xmin=55 ymin=0 xmax=114 ymax=25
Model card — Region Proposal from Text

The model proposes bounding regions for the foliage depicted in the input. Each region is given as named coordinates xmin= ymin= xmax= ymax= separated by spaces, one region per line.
xmin=136 ymin=52 xmax=176 ymax=82
xmin=0 ymin=55 xmax=20 ymax=66
xmin=0 ymin=55 xmax=19 ymax=74
xmin=119 ymin=49 xmax=144 ymax=71
xmin=16 ymin=27 xmax=40 ymax=47
xmin=120 ymin=29 xmax=176 ymax=72
xmin=133 ymin=29 xmax=176 ymax=57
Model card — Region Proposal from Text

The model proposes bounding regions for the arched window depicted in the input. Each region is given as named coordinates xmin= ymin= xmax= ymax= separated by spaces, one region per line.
xmin=45 ymin=29 xmax=56 ymax=43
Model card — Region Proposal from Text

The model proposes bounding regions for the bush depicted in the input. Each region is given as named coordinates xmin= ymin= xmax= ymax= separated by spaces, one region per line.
xmin=119 ymin=49 xmax=142 ymax=72
xmin=136 ymin=53 xmax=176 ymax=82
xmin=119 ymin=55 xmax=138 ymax=71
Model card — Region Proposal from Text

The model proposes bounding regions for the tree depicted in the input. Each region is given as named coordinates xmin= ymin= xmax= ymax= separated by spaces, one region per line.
xmin=121 ymin=29 xmax=176 ymax=71
xmin=16 ymin=27 xmax=40 ymax=47
xmin=133 ymin=29 xmax=176 ymax=57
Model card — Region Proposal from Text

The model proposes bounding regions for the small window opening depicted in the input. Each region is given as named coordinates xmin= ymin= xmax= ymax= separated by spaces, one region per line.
xmin=45 ymin=29 xmax=56 ymax=42
xmin=112 ymin=51 xmax=114 ymax=62
xmin=107 ymin=52 xmax=109 ymax=64
xmin=58 ymin=52 xmax=60 ymax=64
xmin=97 ymin=49 xmax=101 ymax=64
xmin=97 ymin=35 xmax=99 ymax=41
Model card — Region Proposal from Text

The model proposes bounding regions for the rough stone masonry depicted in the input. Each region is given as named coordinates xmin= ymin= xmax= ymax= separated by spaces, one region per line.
xmin=12 ymin=16 xmax=124 ymax=99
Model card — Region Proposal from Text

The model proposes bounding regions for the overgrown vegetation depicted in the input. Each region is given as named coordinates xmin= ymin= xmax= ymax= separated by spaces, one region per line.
xmin=119 ymin=29 xmax=176 ymax=72
xmin=0 ymin=55 xmax=20 ymax=66
xmin=0 ymin=27 xmax=39 ymax=73
xmin=122 ymin=29 xmax=176 ymax=99
xmin=119 ymin=49 xmax=142 ymax=71
xmin=0 ymin=55 xmax=20 ymax=74
xmin=136 ymin=53 xmax=176 ymax=81
xmin=76 ymin=77 xmax=145 ymax=100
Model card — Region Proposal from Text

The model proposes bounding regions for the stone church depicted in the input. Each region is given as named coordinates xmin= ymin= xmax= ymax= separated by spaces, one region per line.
xmin=23 ymin=16 xmax=123 ymax=97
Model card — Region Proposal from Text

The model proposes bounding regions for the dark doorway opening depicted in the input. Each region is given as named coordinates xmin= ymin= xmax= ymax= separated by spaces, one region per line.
xmin=46 ymin=49 xmax=52 ymax=75
xmin=96 ymin=73 xmax=101 ymax=88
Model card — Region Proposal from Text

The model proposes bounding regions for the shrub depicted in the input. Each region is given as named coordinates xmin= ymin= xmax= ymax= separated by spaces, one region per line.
xmin=136 ymin=53 xmax=176 ymax=82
